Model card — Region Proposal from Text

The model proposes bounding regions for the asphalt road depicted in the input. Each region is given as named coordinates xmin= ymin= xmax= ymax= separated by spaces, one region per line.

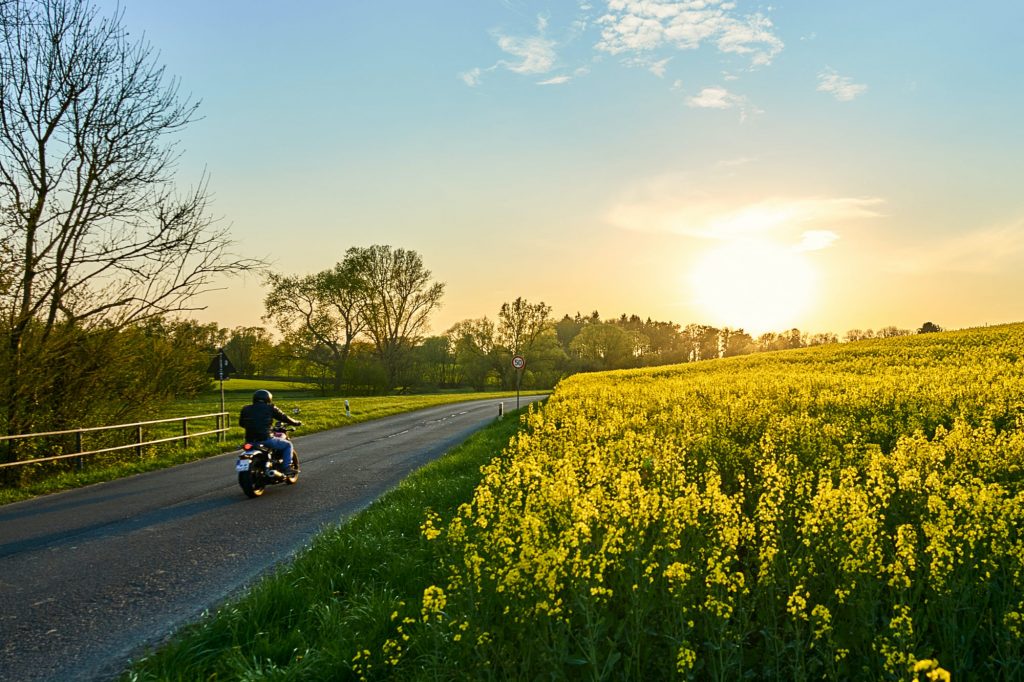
xmin=0 ymin=395 xmax=544 ymax=682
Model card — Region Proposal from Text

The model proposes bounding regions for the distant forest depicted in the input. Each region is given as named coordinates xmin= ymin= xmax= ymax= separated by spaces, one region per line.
xmin=214 ymin=302 xmax=937 ymax=395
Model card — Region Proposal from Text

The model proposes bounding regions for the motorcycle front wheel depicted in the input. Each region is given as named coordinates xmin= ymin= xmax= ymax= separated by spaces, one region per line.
xmin=238 ymin=469 xmax=265 ymax=498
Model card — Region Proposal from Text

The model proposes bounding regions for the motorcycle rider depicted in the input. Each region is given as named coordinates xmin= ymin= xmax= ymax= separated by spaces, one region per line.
xmin=239 ymin=389 xmax=302 ymax=476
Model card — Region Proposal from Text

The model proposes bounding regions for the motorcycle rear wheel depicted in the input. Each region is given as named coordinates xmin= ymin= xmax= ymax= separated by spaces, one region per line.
xmin=238 ymin=470 xmax=265 ymax=498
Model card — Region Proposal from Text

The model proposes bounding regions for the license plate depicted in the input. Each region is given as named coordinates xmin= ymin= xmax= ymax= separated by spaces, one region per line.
xmin=235 ymin=459 xmax=250 ymax=472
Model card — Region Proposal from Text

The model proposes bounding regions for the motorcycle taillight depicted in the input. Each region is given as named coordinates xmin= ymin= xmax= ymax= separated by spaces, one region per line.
xmin=243 ymin=443 xmax=253 ymax=451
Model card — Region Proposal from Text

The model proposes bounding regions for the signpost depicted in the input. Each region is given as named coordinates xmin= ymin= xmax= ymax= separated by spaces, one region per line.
xmin=512 ymin=354 xmax=525 ymax=410
xmin=207 ymin=349 xmax=237 ymax=440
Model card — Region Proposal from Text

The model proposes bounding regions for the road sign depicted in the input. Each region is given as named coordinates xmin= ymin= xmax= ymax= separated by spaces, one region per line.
xmin=512 ymin=355 xmax=525 ymax=409
xmin=207 ymin=349 xmax=237 ymax=380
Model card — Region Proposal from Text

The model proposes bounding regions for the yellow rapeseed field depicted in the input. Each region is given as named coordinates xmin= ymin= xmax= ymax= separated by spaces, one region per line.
xmin=381 ymin=324 xmax=1024 ymax=680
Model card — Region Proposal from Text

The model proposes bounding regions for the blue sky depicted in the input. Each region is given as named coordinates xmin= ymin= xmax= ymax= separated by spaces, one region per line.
xmin=102 ymin=0 xmax=1024 ymax=335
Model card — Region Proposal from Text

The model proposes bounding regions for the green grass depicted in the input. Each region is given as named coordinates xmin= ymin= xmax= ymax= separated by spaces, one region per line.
xmin=208 ymin=377 xmax=319 ymax=392
xmin=123 ymin=404 xmax=536 ymax=681
xmin=0 ymin=390 xmax=544 ymax=506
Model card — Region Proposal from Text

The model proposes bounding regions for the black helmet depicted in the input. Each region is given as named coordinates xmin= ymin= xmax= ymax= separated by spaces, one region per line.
xmin=252 ymin=389 xmax=273 ymax=404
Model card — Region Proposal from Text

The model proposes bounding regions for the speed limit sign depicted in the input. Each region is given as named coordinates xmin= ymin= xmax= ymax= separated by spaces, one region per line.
xmin=512 ymin=355 xmax=525 ymax=370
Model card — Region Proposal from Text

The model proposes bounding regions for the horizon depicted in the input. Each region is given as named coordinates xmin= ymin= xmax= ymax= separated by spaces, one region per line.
xmin=97 ymin=1 xmax=1024 ymax=338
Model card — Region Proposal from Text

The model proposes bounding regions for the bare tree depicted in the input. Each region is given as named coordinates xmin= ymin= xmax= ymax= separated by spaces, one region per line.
xmin=878 ymin=326 xmax=911 ymax=338
xmin=0 ymin=0 xmax=258 ymax=440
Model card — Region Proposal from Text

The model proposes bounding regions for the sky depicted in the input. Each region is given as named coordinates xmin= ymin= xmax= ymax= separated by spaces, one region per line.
xmin=97 ymin=0 xmax=1024 ymax=336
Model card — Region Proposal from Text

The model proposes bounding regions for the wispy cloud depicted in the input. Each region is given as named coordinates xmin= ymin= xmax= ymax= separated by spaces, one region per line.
xmin=648 ymin=57 xmax=671 ymax=77
xmin=687 ymin=86 xmax=762 ymax=121
xmin=495 ymin=33 xmax=558 ymax=74
xmin=459 ymin=67 xmax=483 ymax=87
xmin=596 ymin=0 xmax=784 ymax=67
xmin=606 ymin=177 xmax=884 ymax=252
xmin=817 ymin=68 xmax=868 ymax=101
xmin=623 ymin=56 xmax=672 ymax=77
xmin=687 ymin=86 xmax=743 ymax=109
xmin=891 ymin=223 xmax=1024 ymax=274
xmin=460 ymin=13 xmax=559 ymax=87
xmin=537 ymin=75 xmax=572 ymax=85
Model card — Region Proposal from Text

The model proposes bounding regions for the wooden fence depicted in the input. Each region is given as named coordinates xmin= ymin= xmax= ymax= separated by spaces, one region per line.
xmin=0 ymin=412 xmax=230 ymax=470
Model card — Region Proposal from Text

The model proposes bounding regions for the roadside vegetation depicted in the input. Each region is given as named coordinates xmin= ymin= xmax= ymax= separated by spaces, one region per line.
xmin=129 ymin=324 xmax=1023 ymax=680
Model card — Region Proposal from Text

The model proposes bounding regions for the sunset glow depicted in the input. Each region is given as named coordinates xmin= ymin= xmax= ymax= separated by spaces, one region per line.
xmin=690 ymin=240 xmax=817 ymax=333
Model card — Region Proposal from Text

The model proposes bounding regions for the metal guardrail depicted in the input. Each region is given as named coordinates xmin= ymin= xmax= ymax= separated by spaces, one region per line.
xmin=0 ymin=412 xmax=230 ymax=469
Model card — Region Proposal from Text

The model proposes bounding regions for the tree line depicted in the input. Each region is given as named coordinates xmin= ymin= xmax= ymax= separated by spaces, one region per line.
xmin=245 ymin=250 xmax=941 ymax=393
xmin=233 ymin=255 xmax=936 ymax=394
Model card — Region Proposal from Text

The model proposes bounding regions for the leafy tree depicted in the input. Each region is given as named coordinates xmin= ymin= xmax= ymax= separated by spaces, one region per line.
xmin=640 ymin=320 xmax=685 ymax=364
xmin=498 ymin=297 xmax=552 ymax=357
xmin=755 ymin=329 xmax=804 ymax=352
xmin=918 ymin=321 xmax=943 ymax=334
xmin=555 ymin=314 xmax=585 ymax=351
xmin=683 ymin=324 xmax=720 ymax=361
xmin=721 ymin=327 xmax=756 ymax=356
xmin=497 ymin=297 xmax=552 ymax=387
xmin=447 ymin=318 xmax=501 ymax=391
xmin=845 ymin=329 xmax=875 ymax=342
xmin=339 ymin=342 xmax=388 ymax=395
xmin=351 ymin=245 xmax=444 ymax=390
xmin=806 ymin=332 xmax=839 ymax=346
xmin=757 ymin=332 xmax=782 ymax=352
xmin=569 ymin=323 xmax=635 ymax=371
xmin=413 ymin=336 xmax=458 ymax=389
xmin=3 ymin=318 xmax=216 ymax=479
xmin=0 ymin=0 xmax=256 ymax=451
xmin=135 ymin=319 xmax=223 ymax=398
xmin=783 ymin=328 xmax=805 ymax=349
xmin=223 ymin=326 xmax=274 ymax=377
xmin=518 ymin=329 xmax=568 ymax=388
xmin=263 ymin=259 xmax=365 ymax=391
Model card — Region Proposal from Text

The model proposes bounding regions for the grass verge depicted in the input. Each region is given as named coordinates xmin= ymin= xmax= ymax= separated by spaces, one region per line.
xmin=1 ymin=391 xmax=542 ymax=506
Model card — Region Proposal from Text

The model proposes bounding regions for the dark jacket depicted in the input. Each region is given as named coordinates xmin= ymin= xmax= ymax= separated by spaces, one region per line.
xmin=239 ymin=402 xmax=299 ymax=442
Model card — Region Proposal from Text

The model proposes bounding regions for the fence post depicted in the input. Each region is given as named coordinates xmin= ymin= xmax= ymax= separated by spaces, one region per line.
xmin=182 ymin=418 xmax=189 ymax=448
xmin=76 ymin=431 xmax=84 ymax=471
xmin=136 ymin=425 xmax=143 ymax=458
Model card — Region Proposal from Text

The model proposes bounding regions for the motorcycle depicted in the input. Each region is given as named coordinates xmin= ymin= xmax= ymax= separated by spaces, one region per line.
xmin=236 ymin=419 xmax=301 ymax=498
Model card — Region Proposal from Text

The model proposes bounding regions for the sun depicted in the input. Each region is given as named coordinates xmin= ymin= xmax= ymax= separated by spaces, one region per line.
xmin=689 ymin=240 xmax=817 ymax=333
